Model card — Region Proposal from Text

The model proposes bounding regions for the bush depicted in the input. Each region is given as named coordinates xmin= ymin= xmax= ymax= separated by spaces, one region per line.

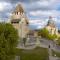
xmin=57 ymin=37 xmax=60 ymax=45
xmin=0 ymin=23 xmax=19 ymax=60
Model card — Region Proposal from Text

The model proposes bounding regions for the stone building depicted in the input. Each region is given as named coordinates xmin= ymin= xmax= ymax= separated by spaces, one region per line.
xmin=10 ymin=4 xmax=29 ymax=38
xmin=46 ymin=16 xmax=58 ymax=35
xmin=28 ymin=30 xmax=38 ymax=37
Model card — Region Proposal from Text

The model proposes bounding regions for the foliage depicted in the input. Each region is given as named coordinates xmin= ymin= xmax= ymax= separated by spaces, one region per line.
xmin=47 ymin=34 xmax=57 ymax=40
xmin=0 ymin=23 xmax=18 ymax=60
xmin=57 ymin=37 xmax=60 ymax=45
xmin=38 ymin=28 xmax=49 ymax=38
xmin=38 ymin=28 xmax=57 ymax=40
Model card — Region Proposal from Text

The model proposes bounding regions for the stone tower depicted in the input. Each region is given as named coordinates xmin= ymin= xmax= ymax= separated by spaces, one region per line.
xmin=46 ymin=16 xmax=58 ymax=35
xmin=11 ymin=4 xmax=29 ymax=38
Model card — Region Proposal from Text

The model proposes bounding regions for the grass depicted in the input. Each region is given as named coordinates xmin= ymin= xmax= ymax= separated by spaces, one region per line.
xmin=15 ymin=47 xmax=49 ymax=60
xmin=52 ymin=50 xmax=60 ymax=57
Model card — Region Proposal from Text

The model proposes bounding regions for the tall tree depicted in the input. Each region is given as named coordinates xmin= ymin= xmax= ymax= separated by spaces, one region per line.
xmin=0 ymin=23 xmax=19 ymax=60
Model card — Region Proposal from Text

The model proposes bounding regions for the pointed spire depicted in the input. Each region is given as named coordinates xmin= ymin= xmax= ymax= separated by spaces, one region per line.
xmin=13 ymin=3 xmax=24 ymax=13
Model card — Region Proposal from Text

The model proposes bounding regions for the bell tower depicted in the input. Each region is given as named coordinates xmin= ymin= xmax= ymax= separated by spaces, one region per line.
xmin=11 ymin=4 xmax=24 ymax=20
xmin=11 ymin=3 xmax=29 ymax=38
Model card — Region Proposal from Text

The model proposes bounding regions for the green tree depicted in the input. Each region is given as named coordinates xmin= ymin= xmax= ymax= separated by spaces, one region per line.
xmin=38 ymin=28 xmax=57 ymax=40
xmin=57 ymin=37 xmax=60 ymax=45
xmin=47 ymin=34 xmax=57 ymax=40
xmin=0 ymin=23 xmax=19 ymax=60
xmin=38 ymin=28 xmax=49 ymax=38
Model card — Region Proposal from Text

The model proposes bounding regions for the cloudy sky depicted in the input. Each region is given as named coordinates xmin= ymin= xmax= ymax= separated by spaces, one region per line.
xmin=0 ymin=0 xmax=60 ymax=29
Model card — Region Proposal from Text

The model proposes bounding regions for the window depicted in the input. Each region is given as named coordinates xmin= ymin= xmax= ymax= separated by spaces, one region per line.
xmin=17 ymin=12 xmax=18 ymax=15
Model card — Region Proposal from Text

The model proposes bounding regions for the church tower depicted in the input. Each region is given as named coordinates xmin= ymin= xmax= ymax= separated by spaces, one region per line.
xmin=11 ymin=4 xmax=29 ymax=38
xmin=46 ymin=16 xmax=58 ymax=35
xmin=11 ymin=4 xmax=24 ymax=20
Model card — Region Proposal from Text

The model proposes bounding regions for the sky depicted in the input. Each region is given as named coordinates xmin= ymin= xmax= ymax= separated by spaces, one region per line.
xmin=0 ymin=0 xmax=60 ymax=29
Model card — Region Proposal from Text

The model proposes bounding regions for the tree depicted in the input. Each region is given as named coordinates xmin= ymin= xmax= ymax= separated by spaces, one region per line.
xmin=47 ymin=34 xmax=57 ymax=40
xmin=0 ymin=23 xmax=19 ymax=60
xmin=38 ymin=28 xmax=57 ymax=40
xmin=57 ymin=37 xmax=60 ymax=45
xmin=38 ymin=28 xmax=49 ymax=38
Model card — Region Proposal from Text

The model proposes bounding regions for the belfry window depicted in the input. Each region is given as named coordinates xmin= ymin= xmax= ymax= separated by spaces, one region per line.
xmin=17 ymin=12 xmax=18 ymax=15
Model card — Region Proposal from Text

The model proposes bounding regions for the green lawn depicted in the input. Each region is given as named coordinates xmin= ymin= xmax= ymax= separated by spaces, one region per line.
xmin=16 ymin=47 xmax=49 ymax=60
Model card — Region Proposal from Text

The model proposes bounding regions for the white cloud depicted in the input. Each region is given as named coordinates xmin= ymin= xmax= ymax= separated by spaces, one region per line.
xmin=29 ymin=19 xmax=48 ymax=29
xmin=37 ymin=25 xmax=45 ymax=29
xmin=54 ymin=18 xmax=60 ymax=24
xmin=0 ymin=2 xmax=12 ymax=11
xmin=29 ymin=20 xmax=42 ymax=25
xmin=36 ymin=0 xmax=49 ymax=7
xmin=29 ymin=10 xmax=60 ymax=18
xmin=29 ymin=10 xmax=52 ymax=16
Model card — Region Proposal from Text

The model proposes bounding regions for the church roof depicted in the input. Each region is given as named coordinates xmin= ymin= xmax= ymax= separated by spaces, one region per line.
xmin=13 ymin=4 xmax=24 ymax=13
xmin=47 ymin=16 xmax=56 ymax=27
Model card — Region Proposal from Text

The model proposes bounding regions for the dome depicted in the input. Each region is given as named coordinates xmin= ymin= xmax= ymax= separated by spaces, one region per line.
xmin=47 ymin=16 xmax=56 ymax=27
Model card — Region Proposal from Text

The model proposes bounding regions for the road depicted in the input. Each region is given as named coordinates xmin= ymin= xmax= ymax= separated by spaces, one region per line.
xmin=17 ymin=36 xmax=60 ymax=60
xmin=17 ymin=36 xmax=60 ymax=52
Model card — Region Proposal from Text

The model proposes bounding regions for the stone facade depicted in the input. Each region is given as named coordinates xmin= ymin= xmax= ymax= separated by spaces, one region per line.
xmin=10 ymin=4 xmax=29 ymax=38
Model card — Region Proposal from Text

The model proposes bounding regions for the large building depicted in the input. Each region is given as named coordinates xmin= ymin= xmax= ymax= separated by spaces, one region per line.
xmin=10 ymin=4 xmax=29 ymax=38
xmin=46 ymin=16 xmax=58 ymax=35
